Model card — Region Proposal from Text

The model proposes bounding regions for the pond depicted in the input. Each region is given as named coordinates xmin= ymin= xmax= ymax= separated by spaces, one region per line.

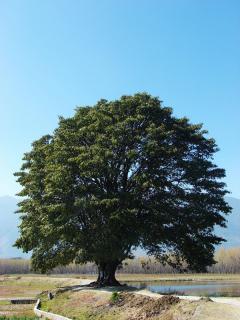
xmin=126 ymin=280 xmax=240 ymax=297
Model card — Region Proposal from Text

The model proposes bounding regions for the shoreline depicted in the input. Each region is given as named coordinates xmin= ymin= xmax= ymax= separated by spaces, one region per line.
xmin=77 ymin=278 xmax=240 ymax=308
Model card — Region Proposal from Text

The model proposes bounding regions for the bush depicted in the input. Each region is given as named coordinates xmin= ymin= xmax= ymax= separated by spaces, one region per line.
xmin=110 ymin=292 xmax=120 ymax=303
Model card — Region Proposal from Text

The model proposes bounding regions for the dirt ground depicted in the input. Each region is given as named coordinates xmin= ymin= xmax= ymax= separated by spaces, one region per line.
xmin=40 ymin=288 xmax=240 ymax=320
xmin=0 ymin=275 xmax=77 ymax=298
xmin=0 ymin=301 xmax=35 ymax=317
xmin=0 ymin=275 xmax=77 ymax=317
xmin=1 ymin=275 xmax=240 ymax=319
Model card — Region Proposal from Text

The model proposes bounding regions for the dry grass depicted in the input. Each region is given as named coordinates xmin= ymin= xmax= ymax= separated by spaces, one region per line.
xmin=2 ymin=274 xmax=240 ymax=298
xmin=40 ymin=290 xmax=180 ymax=320
xmin=40 ymin=289 xmax=240 ymax=320
xmin=68 ymin=272 xmax=240 ymax=282
xmin=0 ymin=301 xmax=35 ymax=317
xmin=2 ymin=275 xmax=240 ymax=319
xmin=42 ymin=291 xmax=107 ymax=318
xmin=115 ymin=273 xmax=240 ymax=282
xmin=0 ymin=275 xmax=79 ymax=318
xmin=40 ymin=272 xmax=240 ymax=282
xmin=3 ymin=248 xmax=240 ymax=275
xmin=0 ymin=276 xmax=77 ymax=298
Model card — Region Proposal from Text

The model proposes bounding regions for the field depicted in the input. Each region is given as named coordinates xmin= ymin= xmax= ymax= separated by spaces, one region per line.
xmin=0 ymin=275 xmax=78 ymax=317
xmin=116 ymin=273 xmax=240 ymax=281
xmin=2 ymin=248 xmax=240 ymax=275
xmin=1 ymin=274 xmax=240 ymax=319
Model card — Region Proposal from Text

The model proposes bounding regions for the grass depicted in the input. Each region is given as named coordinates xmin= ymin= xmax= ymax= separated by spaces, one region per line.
xmin=0 ymin=303 xmax=35 ymax=318
xmin=57 ymin=273 xmax=240 ymax=282
xmin=40 ymin=290 xmax=119 ymax=320
xmin=2 ymin=274 xmax=240 ymax=319
xmin=114 ymin=273 xmax=240 ymax=282
xmin=0 ymin=275 xmax=78 ymax=318
xmin=9 ymin=272 xmax=239 ymax=282
xmin=0 ymin=302 xmax=10 ymax=306
xmin=0 ymin=317 xmax=38 ymax=320
xmin=0 ymin=275 xmax=77 ymax=298
xmin=110 ymin=292 xmax=120 ymax=303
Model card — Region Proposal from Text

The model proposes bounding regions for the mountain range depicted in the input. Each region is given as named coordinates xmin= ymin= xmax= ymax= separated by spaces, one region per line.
xmin=0 ymin=195 xmax=239 ymax=258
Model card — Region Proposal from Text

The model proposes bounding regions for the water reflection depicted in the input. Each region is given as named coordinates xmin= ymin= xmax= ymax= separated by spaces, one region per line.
xmin=126 ymin=280 xmax=240 ymax=297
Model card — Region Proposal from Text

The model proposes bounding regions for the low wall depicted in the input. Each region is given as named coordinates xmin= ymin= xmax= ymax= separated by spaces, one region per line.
xmin=34 ymin=299 xmax=72 ymax=320
xmin=11 ymin=299 xmax=37 ymax=304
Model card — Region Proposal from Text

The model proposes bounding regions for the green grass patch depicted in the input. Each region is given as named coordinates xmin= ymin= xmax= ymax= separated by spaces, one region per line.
xmin=41 ymin=290 xmax=121 ymax=320
xmin=110 ymin=292 xmax=120 ymax=304
xmin=0 ymin=301 xmax=10 ymax=306
xmin=0 ymin=317 xmax=38 ymax=320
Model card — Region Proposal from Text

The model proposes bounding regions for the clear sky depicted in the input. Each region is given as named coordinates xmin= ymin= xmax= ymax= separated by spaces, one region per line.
xmin=0 ymin=0 xmax=239 ymax=198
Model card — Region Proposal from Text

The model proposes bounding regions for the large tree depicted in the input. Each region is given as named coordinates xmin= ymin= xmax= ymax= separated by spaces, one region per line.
xmin=15 ymin=93 xmax=231 ymax=285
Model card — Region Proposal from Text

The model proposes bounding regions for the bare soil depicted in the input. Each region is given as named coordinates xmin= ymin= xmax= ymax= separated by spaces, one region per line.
xmin=2 ymin=275 xmax=240 ymax=319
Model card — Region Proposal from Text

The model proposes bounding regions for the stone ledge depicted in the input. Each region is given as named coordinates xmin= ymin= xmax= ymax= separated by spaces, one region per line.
xmin=11 ymin=299 xmax=37 ymax=304
xmin=34 ymin=299 xmax=72 ymax=320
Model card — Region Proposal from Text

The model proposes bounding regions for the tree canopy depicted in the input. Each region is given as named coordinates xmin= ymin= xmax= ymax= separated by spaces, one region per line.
xmin=15 ymin=93 xmax=231 ymax=285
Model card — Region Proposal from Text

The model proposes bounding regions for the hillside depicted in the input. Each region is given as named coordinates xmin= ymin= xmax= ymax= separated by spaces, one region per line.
xmin=217 ymin=196 xmax=240 ymax=247
xmin=0 ymin=195 xmax=239 ymax=258
xmin=0 ymin=196 xmax=20 ymax=257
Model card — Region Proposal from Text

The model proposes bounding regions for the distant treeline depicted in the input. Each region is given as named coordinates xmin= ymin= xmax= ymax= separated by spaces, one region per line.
xmin=1 ymin=248 xmax=240 ymax=274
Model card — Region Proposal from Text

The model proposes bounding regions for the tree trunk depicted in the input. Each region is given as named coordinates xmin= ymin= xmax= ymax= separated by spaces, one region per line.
xmin=92 ymin=261 xmax=121 ymax=286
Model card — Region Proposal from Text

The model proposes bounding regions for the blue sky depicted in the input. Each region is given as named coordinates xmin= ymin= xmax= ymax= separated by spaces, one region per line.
xmin=0 ymin=0 xmax=239 ymax=198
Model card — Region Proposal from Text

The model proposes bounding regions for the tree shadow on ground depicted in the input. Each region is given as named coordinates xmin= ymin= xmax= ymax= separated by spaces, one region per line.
xmin=54 ymin=283 xmax=138 ymax=294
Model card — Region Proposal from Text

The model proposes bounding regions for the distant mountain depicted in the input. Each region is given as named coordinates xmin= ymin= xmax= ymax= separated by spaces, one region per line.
xmin=0 ymin=195 xmax=239 ymax=258
xmin=0 ymin=196 xmax=24 ymax=258
xmin=217 ymin=196 xmax=240 ymax=247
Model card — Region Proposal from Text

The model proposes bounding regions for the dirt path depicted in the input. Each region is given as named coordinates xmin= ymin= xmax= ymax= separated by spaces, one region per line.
xmin=65 ymin=280 xmax=240 ymax=320
xmin=78 ymin=278 xmax=240 ymax=309
xmin=136 ymin=289 xmax=240 ymax=307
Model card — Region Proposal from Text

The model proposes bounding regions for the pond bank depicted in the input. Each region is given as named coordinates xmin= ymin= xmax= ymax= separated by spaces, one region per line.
xmin=78 ymin=278 xmax=240 ymax=306
xmin=40 ymin=283 xmax=240 ymax=320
